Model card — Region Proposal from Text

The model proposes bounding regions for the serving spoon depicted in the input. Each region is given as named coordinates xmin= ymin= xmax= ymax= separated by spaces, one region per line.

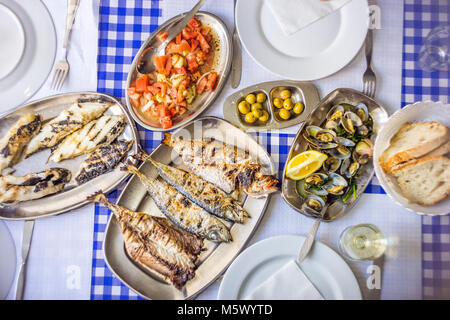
xmin=136 ymin=0 xmax=207 ymax=74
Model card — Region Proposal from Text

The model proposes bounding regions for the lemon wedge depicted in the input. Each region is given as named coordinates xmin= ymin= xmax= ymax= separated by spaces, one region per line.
xmin=285 ymin=150 xmax=328 ymax=180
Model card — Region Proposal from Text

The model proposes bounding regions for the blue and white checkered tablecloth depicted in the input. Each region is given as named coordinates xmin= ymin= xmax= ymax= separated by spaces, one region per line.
xmin=91 ymin=0 xmax=449 ymax=299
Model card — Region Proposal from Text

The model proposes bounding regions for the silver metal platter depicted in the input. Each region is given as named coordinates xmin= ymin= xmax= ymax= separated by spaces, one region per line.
xmin=281 ymin=88 xmax=389 ymax=222
xmin=223 ymin=81 xmax=320 ymax=131
xmin=0 ymin=92 xmax=139 ymax=220
xmin=103 ymin=116 xmax=276 ymax=300
xmin=126 ymin=12 xmax=232 ymax=131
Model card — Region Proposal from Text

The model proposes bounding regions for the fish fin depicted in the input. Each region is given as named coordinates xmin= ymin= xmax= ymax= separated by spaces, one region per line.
xmin=120 ymin=162 xmax=140 ymax=175
xmin=86 ymin=191 xmax=108 ymax=204
xmin=162 ymin=133 xmax=174 ymax=147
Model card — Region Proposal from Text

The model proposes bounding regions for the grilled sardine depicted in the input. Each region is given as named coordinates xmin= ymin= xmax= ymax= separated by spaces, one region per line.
xmin=25 ymin=102 xmax=110 ymax=157
xmin=122 ymin=163 xmax=232 ymax=242
xmin=0 ymin=168 xmax=71 ymax=204
xmin=49 ymin=115 xmax=126 ymax=163
xmin=75 ymin=140 xmax=134 ymax=184
xmin=0 ymin=114 xmax=41 ymax=173
xmin=136 ymin=152 xmax=249 ymax=223
xmin=162 ymin=133 xmax=279 ymax=197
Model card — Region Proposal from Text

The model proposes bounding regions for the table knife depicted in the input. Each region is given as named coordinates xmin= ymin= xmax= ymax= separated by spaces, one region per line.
xmin=231 ymin=0 xmax=242 ymax=89
xmin=15 ymin=220 xmax=35 ymax=300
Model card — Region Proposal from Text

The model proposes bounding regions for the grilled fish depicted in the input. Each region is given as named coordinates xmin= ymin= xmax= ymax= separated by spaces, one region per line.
xmin=49 ymin=115 xmax=126 ymax=163
xmin=0 ymin=114 xmax=41 ymax=173
xmin=122 ymin=163 xmax=232 ymax=242
xmin=75 ymin=140 xmax=134 ymax=184
xmin=135 ymin=152 xmax=249 ymax=223
xmin=25 ymin=102 xmax=110 ymax=157
xmin=0 ymin=168 xmax=71 ymax=204
xmin=88 ymin=193 xmax=203 ymax=278
xmin=162 ymin=133 xmax=279 ymax=197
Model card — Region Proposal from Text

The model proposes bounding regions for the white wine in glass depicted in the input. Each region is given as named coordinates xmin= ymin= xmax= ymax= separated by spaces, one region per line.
xmin=338 ymin=224 xmax=386 ymax=261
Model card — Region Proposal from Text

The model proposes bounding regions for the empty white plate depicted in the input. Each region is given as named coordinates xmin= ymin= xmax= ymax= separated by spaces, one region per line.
xmin=0 ymin=0 xmax=56 ymax=114
xmin=0 ymin=221 xmax=16 ymax=299
xmin=236 ymin=0 xmax=369 ymax=80
xmin=218 ymin=235 xmax=361 ymax=300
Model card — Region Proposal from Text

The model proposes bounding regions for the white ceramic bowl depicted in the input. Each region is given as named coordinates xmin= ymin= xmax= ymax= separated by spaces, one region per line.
xmin=373 ymin=101 xmax=450 ymax=216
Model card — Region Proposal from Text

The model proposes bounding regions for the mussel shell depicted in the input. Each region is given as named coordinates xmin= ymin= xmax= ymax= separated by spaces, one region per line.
xmin=355 ymin=103 xmax=369 ymax=122
xmin=326 ymin=105 xmax=345 ymax=121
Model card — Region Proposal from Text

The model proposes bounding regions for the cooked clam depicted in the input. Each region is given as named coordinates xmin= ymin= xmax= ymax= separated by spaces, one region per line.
xmin=355 ymin=103 xmax=369 ymax=122
xmin=354 ymin=138 xmax=374 ymax=164
xmin=356 ymin=124 xmax=369 ymax=137
xmin=326 ymin=105 xmax=345 ymax=122
xmin=305 ymin=173 xmax=328 ymax=186
xmin=340 ymin=158 xmax=360 ymax=178
xmin=302 ymin=194 xmax=326 ymax=213
xmin=328 ymin=144 xmax=352 ymax=159
xmin=323 ymin=156 xmax=342 ymax=172
xmin=303 ymin=126 xmax=338 ymax=149
xmin=322 ymin=172 xmax=348 ymax=195
xmin=342 ymin=111 xmax=363 ymax=134
xmin=334 ymin=136 xmax=356 ymax=147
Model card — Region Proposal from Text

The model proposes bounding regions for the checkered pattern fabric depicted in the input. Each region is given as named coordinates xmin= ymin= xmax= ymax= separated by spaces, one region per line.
xmin=401 ymin=0 xmax=450 ymax=300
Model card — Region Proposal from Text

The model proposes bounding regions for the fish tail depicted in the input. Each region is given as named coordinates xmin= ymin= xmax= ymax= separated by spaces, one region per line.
xmin=86 ymin=191 xmax=108 ymax=204
xmin=120 ymin=162 xmax=141 ymax=176
xmin=162 ymin=133 xmax=174 ymax=147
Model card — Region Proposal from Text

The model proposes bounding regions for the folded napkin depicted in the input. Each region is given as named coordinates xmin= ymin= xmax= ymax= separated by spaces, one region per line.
xmin=266 ymin=0 xmax=352 ymax=36
xmin=244 ymin=260 xmax=324 ymax=300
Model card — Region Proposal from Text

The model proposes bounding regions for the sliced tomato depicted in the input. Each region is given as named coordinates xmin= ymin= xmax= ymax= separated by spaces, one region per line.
xmin=160 ymin=116 xmax=173 ymax=129
xmin=156 ymin=31 xmax=168 ymax=42
xmin=180 ymin=78 xmax=191 ymax=88
xmin=186 ymin=53 xmax=199 ymax=73
xmin=127 ymin=89 xmax=141 ymax=107
xmin=182 ymin=27 xmax=197 ymax=40
xmin=154 ymin=55 xmax=169 ymax=74
xmin=127 ymin=87 xmax=136 ymax=95
xmin=197 ymin=33 xmax=210 ymax=53
xmin=195 ymin=49 xmax=207 ymax=64
xmin=197 ymin=76 xmax=208 ymax=94
xmin=190 ymin=38 xmax=199 ymax=52
xmin=206 ymin=72 xmax=219 ymax=91
xmin=173 ymin=67 xmax=187 ymax=75
xmin=135 ymin=75 xmax=149 ymax=93
xmin=169 ymin=87 xmax=178 ymax=100
xmin=188 ymin=18 xmax=201 ymax=29
xmin=176 ymin=32 xmax=182 ymax=44
xmin=147 ymin=85 xmax=159 ymax=95
xmin=178 ymin=39 xmax=191 ymax=53
xmin=153 ymin=82 xmax=168 ymax=96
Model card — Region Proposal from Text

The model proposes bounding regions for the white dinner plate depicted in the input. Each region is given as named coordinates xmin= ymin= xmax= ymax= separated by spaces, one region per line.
xmin=0 ymin=221 xmax=16 ymax=299
xmin=218 ymin=235 xmax=361 ymax=300
xmin=0 ymin=0 xmax=56 ymax=114
xmin=236 ymin=0 xmax=369 ymax=80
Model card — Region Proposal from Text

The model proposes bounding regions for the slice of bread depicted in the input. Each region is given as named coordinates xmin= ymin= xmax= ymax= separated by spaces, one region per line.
xmin=426 ymin=140 xmax=450 ymax=157
xmin=380 ymin=122 xmax=448 ymax=173
xmin=391 ymin=156 xmax=450 ymax=206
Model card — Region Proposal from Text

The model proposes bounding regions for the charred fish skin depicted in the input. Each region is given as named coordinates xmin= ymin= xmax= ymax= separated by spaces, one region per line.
xmin=0 ymin=168 xmax=71 ymax=204
xmin=122 ymin=164 xmax=232 ymax=243
xmin=25 ymin=102 xmax=110 ymax=157
xmin=75 ymin=140 xmax=134 ymax=184
xmin=137 ymin=153 xmax=249 ymax=223
xmin=49 ymin=115 xmax=126 ymax=163
xmin=0 ymin=114 xmax=41 ymax=173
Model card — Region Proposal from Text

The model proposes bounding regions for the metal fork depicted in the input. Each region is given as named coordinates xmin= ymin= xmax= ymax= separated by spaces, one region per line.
xmin=51 ymin=0 xmax=80 ymax=90
xmin=362 ymin=28 xmax=376 ymax=98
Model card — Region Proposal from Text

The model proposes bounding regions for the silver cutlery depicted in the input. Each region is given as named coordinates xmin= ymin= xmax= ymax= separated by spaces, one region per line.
xmin=297 ymin=204 xmax=328 ymax=264
xmin=51 ymin=0 xmax=80 ymax=91
xmin=136 ymin=0 xmax=207 ymax=74
xmin=362 ymin=29 xmax=376 ymax=98
xmin=231 ymin=0 xmax=242 ymax=89
xmin=15 ymin=220 xmax=35 ymax=300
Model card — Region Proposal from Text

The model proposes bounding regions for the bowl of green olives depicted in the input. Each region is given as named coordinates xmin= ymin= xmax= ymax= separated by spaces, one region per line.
xmin=223 ymin=81 xmax=320 ymax=131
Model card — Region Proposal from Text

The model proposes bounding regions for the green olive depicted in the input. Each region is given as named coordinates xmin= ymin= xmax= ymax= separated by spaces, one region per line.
xmin=259 ymin=110 xmax=269 ymax=122
xmin=293 ymin=102 xmax=304 ymax=114
xmin=238 ymin=101 xmax=251 ymax=114
xmin=256 ymin=93 xmax=266 ymax=103
xmin=280 ymin=89 xmax=291 ymax=100
xmin=273 ymin=98 xmax=283 ymax=108
xmin=245 ymin=112 xmax=257 ymax=123
xmin=283 ymin=98 xmax=293 ymax=110
xmin=279 ymin=109 xmax=291 ymax=120
xmin=252 ymin=108 xmax=263 ymax=118
xmin=245 ymin=94 xmax=256 ymax=105
xmin=251 ymin=103 xmax=263 ymax=111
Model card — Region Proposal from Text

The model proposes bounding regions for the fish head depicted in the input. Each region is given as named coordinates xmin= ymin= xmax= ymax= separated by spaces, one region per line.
xmin=208 ymin=227 xmax=232 ymax=243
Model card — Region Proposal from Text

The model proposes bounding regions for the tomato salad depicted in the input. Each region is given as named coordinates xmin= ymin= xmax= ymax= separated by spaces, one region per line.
xmin=128 ymin=18 xmax=219 ymax=129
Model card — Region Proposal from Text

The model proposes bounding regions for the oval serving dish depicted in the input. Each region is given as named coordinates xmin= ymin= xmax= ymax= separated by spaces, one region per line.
xmin=223 ymin=80 xmax=320 ymax=131
xmin=281 ymin=88 xmax=389 ymax=222
xmin=126 ymin=12 xmax=232 ymax=131
xmin=0 ymin=92 xmax=139 ymax=220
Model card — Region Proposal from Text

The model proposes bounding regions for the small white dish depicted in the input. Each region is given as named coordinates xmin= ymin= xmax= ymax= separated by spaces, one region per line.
xmin=0 ymin=221 xmax=16 ymax=299
xmin=0 ymin=0 xmax=56 ymax=114
xmin=374 ymin=101 xmax=450 ymax=216
xmin=218 ymin=235 xmax=361 ymax=300
xmin=0 ymin=3 xmax=25 ymax=80
xmin=235 ymin=0 xmax=369 ymax=80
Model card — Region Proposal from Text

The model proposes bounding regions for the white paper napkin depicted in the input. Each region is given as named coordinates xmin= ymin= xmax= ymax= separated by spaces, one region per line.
xmin=244 ymin=260 xmax=324 ymax=300
xmin=266 ymin=0 xmax=352 ymax=36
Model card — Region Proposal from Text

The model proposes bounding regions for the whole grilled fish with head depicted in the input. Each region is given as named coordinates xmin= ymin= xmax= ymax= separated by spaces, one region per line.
xmin=25 ymin=102 xmax=110 ymax=157
xmin=135 ymin=152 xmax=250 ymax=223
xmin=0 ymin=114 xmax=41 ymax=173
xmin=88 ymin=193 xmax=203 ymax=274
xmin=0 ymin=168 xmax=71 ymax=204
xmin=75 ymin=140 xmax=134 ymax=184
xmin=49 ymin=115 xmax=126 ymax=163
xmin=121 ymin=163 xmax=232 ymax=243
xmin=162 ymin=133 xmax=279 ymax=197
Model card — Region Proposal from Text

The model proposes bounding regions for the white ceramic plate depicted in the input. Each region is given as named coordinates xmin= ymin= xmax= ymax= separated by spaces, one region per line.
xmin=374 ymin=101 xmax=450 ymax=216
xmin=218 ymin=235 xmax=361 ymax=300
xmin=0 ymin=0 xmax=56 ymax=114
xmin=0 ymin=221 xmax=16 ymax=299
xmin=235 ymin=0 xmax=369 ymax=80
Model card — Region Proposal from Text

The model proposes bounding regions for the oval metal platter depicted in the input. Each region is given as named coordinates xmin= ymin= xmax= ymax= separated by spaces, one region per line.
xmin=0 ymin=92 xmax=139 ymax=220
xmin=281 ymin=88 xmax=389 ymax=222
xmin=103 ymin=116 xmax=276 ymax=300
xmin=125 ymin=12 xmax=232 ymax=131
xmin=223 ymin=81 xmax=320 ymax=131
